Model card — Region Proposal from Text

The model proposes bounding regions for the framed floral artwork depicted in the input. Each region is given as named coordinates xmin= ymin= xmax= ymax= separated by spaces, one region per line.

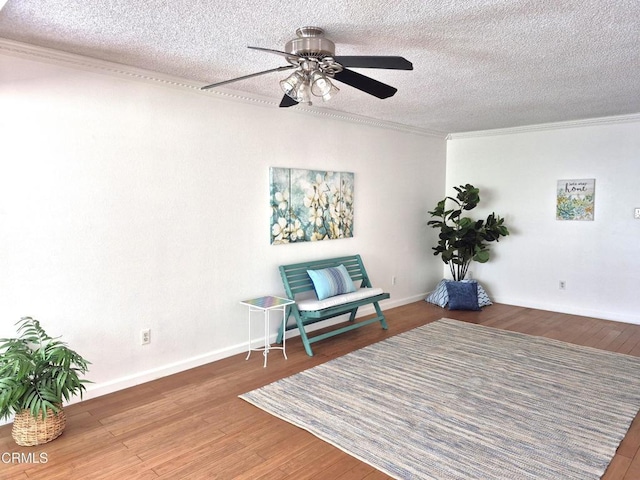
xmin=270 ymin=167 xmax=354 ymax=244
xmin=556 ymin=179 xmax=595 ymax=221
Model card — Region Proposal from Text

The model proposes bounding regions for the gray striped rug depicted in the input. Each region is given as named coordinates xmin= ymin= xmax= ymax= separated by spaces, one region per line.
xmin=240 ymin=318 xmax=640 ymax=479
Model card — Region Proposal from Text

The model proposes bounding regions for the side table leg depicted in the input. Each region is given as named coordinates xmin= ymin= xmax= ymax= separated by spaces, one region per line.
xmin=263 ymin=308 xmax=269 ymax=368
xmin=246 ymin=307 xmax=252 ymax=361
xmin=281 ymin=306 xmax=288 ymax=360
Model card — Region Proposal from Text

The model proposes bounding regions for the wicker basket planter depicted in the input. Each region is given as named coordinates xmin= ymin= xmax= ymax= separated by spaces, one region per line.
xmin=11 ymin=406 xmax=67 ymax=447
xmin=1 ymin=317 xmax=90 ymax=447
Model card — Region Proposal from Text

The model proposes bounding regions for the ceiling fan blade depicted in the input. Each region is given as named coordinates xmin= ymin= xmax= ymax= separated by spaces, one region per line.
xmin=332 ymin=68 xmax=398 ymax=99
xmin=333 ymin=56 xmax=413 ymax=70
xmin=201 ymin=65 xmax=295 ymax=90
xmin=248 ymin=46 xmax=299 ymax=59
xmin=279 ymin=95 xmax=299 ymax=108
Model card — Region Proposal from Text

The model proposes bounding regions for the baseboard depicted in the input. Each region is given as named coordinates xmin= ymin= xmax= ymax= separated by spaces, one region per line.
xmin=493 ymin=296 xmax=640 ymax=326
xmin=0 ymin=341 xmax=251 ymax=426
xmin=81 ymin=294 xmax=427 ymax=399
xmin=85 ymin=294 xmax=427 ymax=393
xmin=6 ymin=292 xmax=632 ymax=428
xmin=0 ymin=293 xmax=426 ymax=427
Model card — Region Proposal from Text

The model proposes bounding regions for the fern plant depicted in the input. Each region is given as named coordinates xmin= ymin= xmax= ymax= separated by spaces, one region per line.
xmin=0 ymin=317 xmax=90 ymax=420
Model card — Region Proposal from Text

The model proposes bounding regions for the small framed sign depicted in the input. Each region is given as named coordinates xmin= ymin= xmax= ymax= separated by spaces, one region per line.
xmin=556 ymin=179 xmax=595 ymax=221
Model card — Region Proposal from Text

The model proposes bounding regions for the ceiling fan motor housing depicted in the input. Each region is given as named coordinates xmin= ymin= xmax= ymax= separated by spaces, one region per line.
xmin=285 ymin=26 xmax=335 ymax=58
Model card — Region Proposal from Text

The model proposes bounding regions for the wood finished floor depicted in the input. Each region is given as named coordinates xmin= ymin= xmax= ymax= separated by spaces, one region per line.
xmin=2 ymin=301 xmax=640 ymax=479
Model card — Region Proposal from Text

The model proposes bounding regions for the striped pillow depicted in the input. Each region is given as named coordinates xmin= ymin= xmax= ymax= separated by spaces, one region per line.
xmin=307 ymin=264 xmax=356 ymax=300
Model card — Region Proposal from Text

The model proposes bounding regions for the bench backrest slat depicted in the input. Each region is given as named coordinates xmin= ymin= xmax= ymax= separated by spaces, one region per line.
xmin=279 ymin=254 xmax=372 ymax=298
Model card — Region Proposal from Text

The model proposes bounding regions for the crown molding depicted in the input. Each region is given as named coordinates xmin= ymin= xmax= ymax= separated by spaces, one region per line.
xmin=0 ymin=38 xmax=444 ymax=139
xmin=447 ymin=113 xmax=640 ymax=140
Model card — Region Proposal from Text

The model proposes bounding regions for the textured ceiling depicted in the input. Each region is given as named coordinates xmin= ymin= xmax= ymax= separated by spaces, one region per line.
xmin=1 ymin=0 xmax=639 ymax=135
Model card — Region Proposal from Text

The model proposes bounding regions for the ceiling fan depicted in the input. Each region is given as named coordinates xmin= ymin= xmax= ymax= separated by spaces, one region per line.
xmin=201 ymin=26 xmax=413 ymax=107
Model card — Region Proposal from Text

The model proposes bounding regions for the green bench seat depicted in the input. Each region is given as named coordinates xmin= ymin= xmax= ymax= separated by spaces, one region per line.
xmin=276 ymin=254 xmax=390 ymax=356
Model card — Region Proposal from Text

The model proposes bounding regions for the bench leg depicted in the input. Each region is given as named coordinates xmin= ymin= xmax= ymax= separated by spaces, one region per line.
xmin=374 ymin=302 xmax=388 ymax=330
xmin=276 ymin=316 xmax=286 ymax=344
xmin=295 ymin=317 xmax=315 ymax=357
xmin=282 ymin=302 xmax=387 ymax=357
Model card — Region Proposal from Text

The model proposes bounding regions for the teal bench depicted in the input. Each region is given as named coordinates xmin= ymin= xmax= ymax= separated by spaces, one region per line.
xmin=276 ymin=255 xmax=390 ymax=356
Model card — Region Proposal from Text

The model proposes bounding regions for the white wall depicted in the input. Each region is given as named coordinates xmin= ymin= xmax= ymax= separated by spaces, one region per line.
xmin=0 ymin=48 xmax=446 ymax=403
xmin=446 ymin=119 xmax=640 ymax=324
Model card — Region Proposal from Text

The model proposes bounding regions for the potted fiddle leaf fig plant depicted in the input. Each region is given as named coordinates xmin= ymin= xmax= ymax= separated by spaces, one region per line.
xmin=428 ymin=184 xmax=509 ymax=281
xmin=0 ymin=316 xmax=91 ymax=446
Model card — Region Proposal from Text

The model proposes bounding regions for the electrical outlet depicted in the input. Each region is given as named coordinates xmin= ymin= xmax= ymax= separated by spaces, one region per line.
xmin=141 ymin=328 xmax=150 ymax=345
xmin=559 ymin=280 xmax=566 ymax=290
xmin=635 ymin=208 xmax=640 ymax=219
xmin=392 ymin=276 xmax=397 ymax=285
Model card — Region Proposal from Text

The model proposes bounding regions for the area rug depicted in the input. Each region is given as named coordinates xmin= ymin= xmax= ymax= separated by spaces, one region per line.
xmin=240 ymin=318 xmax=640 ymax=479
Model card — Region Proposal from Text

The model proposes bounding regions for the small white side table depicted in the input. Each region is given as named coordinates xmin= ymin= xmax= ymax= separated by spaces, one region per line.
xmin=239 ymin=295 xmax=294 ymax=367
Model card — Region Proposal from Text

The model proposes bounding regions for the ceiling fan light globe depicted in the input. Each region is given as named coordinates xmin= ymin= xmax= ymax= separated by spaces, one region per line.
xmin=310 ymin=71 xmax=332 ymax=96
xmin=321 ymin=83 xmax=339 ymax=102
xmin=296 ymin=83 xmax=312 ymax=104
xmin=280 ymin=71 xmax=305 ymax=96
